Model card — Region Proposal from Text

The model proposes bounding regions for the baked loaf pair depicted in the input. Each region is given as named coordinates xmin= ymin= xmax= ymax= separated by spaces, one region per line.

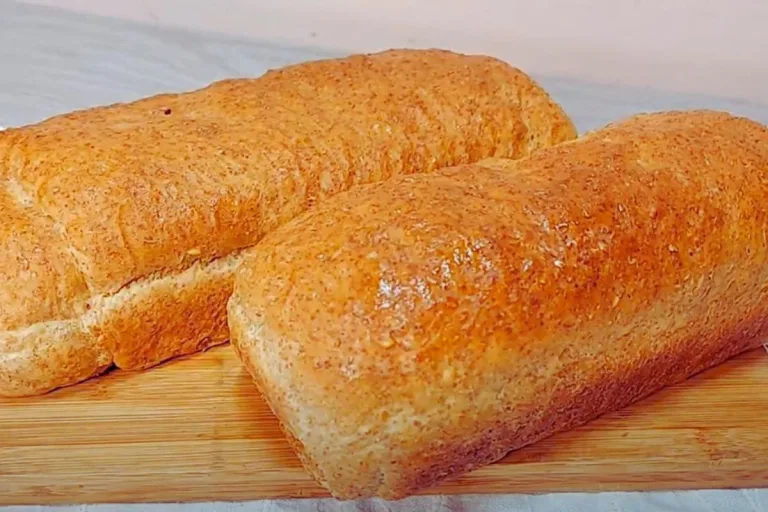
xmin=229 ymin=110 xmax=768 ymax=499
xmin=0 ymin=49 xmax=576 ymax=397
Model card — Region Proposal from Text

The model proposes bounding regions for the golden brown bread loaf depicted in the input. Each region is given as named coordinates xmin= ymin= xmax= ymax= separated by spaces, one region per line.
xmin=229 ymin=110 xmax=768 ymax=500
xmin=0 ymin=49 xmax=576 ymax=397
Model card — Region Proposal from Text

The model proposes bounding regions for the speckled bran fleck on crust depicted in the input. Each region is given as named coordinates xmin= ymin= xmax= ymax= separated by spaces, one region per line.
xmin=0 ymin=49 xmax=576 ymax=397
xmin=229 ymin=111 xmax=768 ymax=500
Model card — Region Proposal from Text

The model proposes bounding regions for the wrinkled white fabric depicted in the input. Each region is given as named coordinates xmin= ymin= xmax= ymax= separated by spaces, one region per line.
xmin=4 ymin=490 xmax=768 ymax=512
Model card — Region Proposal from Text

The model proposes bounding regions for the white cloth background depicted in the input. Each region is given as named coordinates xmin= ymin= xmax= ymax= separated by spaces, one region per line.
xmin=4 ymin=490 xmax=768 ymax=512
xmin=1 ymin=1 xmax=767 ymax=510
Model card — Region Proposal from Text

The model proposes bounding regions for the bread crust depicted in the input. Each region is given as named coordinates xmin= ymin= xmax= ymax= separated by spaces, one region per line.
xmin=0 ymin=319 xmax=111 ymax=397
xmin=0 ymin=49 xmax=576 ymax=396
xmin=229 ymin=110 xmax=768 ymax=499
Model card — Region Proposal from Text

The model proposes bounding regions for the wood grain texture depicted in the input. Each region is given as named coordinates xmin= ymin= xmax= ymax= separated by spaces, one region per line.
xmin=0 ymin=345 xmax=766 ymax=505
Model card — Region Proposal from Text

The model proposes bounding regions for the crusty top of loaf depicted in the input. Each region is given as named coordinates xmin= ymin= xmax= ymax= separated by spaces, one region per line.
xmin=232 ymin=110 xmax=768 ymax=496
xmin=0 ymin=48 xmax=575 ymax=333
xmin=237 ymin=109 xmax=768 ymax=374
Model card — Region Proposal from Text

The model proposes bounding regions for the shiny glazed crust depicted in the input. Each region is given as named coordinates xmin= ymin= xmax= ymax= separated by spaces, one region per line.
xmin=0 ymin=49 xmax=576 ymax=397
xmin=229 ymin=111 xmax=768 ymax=499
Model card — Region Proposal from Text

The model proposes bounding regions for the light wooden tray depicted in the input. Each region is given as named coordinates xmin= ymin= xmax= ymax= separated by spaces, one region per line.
xmin=1 ymin=344 xmax=766 ymax=505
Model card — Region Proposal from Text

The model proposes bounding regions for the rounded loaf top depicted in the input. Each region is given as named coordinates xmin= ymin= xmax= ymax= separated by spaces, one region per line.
xmin=0 ymin=48 xmax=576 ymax=332
xmin=232 ymin=109 xmax=768 ymax=387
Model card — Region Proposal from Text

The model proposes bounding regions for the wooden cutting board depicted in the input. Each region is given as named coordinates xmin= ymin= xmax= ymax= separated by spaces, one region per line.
xmin=1 ymin=344 xmax=767 ymax=506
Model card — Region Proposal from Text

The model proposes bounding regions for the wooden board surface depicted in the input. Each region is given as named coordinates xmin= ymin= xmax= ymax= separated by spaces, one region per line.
xmin=1 ymin=344 xmax=767 ymax=506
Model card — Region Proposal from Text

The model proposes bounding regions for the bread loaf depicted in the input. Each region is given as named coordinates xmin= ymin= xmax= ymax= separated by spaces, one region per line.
xmin=0 ymin=49 xmax=576 ymax=397
xmin=229 ymin=110 xmax=768 ymax=499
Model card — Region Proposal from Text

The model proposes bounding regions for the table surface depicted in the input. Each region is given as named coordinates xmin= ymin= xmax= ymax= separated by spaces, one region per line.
xmin=2 ymin=1 xmax=768 ymax=511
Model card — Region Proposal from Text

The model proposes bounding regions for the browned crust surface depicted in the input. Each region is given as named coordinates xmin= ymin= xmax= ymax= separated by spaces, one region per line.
xmin=229 ymin=110 xmax=768 ymax=499
xmin=0 ymin=49 xmax=576 ymax=396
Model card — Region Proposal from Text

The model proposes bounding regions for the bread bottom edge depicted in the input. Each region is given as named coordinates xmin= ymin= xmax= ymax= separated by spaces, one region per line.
xmin=390 ymin=340 xmax=763 ymax=501
xmin=230 ymin=292 xmax=768 ymax=500
xmin=0 ymin=250 xmax=247 ymax=397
